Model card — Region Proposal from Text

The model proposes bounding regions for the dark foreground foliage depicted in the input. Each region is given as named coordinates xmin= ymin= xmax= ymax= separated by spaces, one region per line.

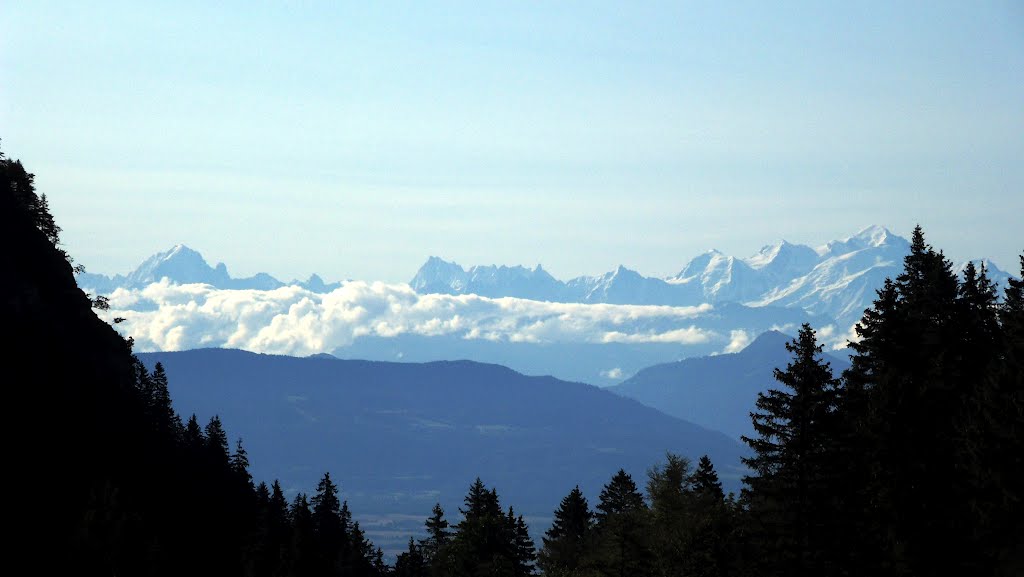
xmin=5 ymin=142 xmax=1021 ymax=576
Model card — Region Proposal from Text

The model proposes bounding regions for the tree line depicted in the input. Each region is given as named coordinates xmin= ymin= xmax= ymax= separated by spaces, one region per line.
xmin=5 ymin=143 xmax=1022 ymax=575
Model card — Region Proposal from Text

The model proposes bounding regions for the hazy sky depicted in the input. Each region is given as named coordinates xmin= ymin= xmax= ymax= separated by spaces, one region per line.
xmin=3 ymin=1 xmax=1022 ymax=283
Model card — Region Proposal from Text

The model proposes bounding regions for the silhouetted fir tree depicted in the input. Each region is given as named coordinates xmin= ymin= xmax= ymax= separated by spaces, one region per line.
xmin=183 ymin=413 xmax=205 ymax=448
xmin=132 ymin=355 xmax=153 ymax=401
xmin=691 ymin=455 xmax=723 ymax=502
xmin=420 ymin=503 xmax=453 ymax=572
xmin=205 ymin=415 xmax=231 ymax=466
xmin=311 ymin=472 xmax=346 ymax=574
xmin=149 ymin=361 xmax=183 ymax=440
xmin=264 ymin=480 xmax=292 ymax=575
xmin=288 ymin=493 xmax=317 ymax=577
xmin=741 ymin=323 xmax=842 ymax=577
xmin=452 ymin=478 xmax=522 ymax=577
xmin=539 ymin=486 xmax=593 ymax=576
xmin=646 ymin=454 xmax=692 ymax=577
xmin=683 ymin=455 xmax=732 ymax=577
xmin=595 ymin=470 xmax=647 ymax=522
xmin=36 ymin=192 xmax=60 ymax=246
xmin=232 ymin=438 xmax=254 ymax=489
xmin=348 ymin=520 xmax=381 ymax=576
xmin=506 ymin=507 xmax=537 ymax=576
xmin=395 ymin=538 xmax=429 ymax=577
xmin=591 ymin=469 xmax=652 ymax=577
xmin=246 ymin=482 xmax=275 ymax=577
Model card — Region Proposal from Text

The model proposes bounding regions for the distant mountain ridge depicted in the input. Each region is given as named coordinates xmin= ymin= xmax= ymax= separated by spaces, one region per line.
xmin=137 ymin=348 xmax=748 ymax=552
xmin=411 ymin=225 xmax=1015 ymax=329
xmin=76 ymin=244 xmax=342 ymax=293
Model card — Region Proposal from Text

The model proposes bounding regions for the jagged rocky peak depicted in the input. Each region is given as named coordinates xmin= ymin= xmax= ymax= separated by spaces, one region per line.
xmin=147 ymin=244 xmax=207 ymax=267
xmin=410 ymin=256 xmax=469 ymax=293
xmin=611 ymin=264 xmax=640 ymax=277
xmin=127 ymin=244 xmax=221 ymax=285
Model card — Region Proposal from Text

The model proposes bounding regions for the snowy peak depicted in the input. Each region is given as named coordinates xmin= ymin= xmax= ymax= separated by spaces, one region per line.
xmin=410 ymin=257 xmax=469 ymax=293
xmin=409 ymin=257 xmax=564 ymax=300
xmin=745 ymin=241 xmax=791 ymax=269
xmin=670 ymin=251 xmax=764 ymax=303
xmin=852 ymin=224 xmax=893 ymax=246
xmin=126 ymin=244 xmax=225 ymax=286
xmin=675 ymin=249 xmax=726 ymax=280
xmin=77 ymin=245 xmax=305 ymax=292
xmin=819 ymin=225 xmax=903 ymax=257
xmin=744 ymin=240 xmax=822 ymax=285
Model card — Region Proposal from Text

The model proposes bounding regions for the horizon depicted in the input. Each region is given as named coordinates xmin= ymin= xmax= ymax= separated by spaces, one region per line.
xmin=3 ymin=2 xmax=1022 ymax=283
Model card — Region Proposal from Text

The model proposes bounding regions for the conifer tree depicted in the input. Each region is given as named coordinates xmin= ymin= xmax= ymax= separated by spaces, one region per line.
xmin=231 ymin=438 xmax=253 ymax=489
xmin=266 ymin=480 xmax=291 ymax=573
xmin=685 ymin=456 xmax=733 ymax=577
xmin=311 ymin=472 xmax=346 ymax=574
xmin=741 ymin=323 xmax=841 ymax=577
xmin=347 ymin=520 xmax=378 ymax=576
xmin=539 ymin=486 xmax=593 ymax=575
xmin=420 ymin=503 xmax=452 ymax=570
xmin=395 ymin=538 xmax=428 ymax=577
xmin=205 ymin=415 xmax=231 ymax=466
xmin=288 ymin=493 xmax=317 ymax=577
xmin=691 ymin=455 xmax=724 ymax=503
xmin=452 ymin=478 xmax=524 ymax=577
xmin=182 ymin=413 xmax=204 ymax=448
xmin=455 ymin=478 xmax=504 ymax=575
xmin=646 ymin=454 xmax=692 ymax=577
xmin=149 ymin=362 xmax=183 ymax=440
xmin=506 ymin=507 xmax=537 ymax=576
xmin=591 ymin=469 xmax=652 ymax=577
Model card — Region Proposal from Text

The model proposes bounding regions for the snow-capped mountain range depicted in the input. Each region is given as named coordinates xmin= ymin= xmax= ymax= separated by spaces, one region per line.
xmin=77 ymin=244 xmax=342 ymax=294
xmin=77 ymin=226 xmax=1015 ymax=333
xmin=409 ymin=225 xmax=1014 ymax=330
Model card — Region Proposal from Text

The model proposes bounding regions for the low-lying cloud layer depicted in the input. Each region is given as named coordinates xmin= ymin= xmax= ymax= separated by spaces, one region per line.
xmin=103 ymin=280 xmax=727 ymax=356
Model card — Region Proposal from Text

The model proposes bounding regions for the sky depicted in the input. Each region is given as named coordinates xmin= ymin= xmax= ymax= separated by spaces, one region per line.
xmin=3 ymin=1 xmax=1022 ymax=283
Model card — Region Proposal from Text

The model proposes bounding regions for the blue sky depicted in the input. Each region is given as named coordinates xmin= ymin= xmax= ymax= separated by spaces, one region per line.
xmin=3 ymin=1 xmax=1022 ymax=282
